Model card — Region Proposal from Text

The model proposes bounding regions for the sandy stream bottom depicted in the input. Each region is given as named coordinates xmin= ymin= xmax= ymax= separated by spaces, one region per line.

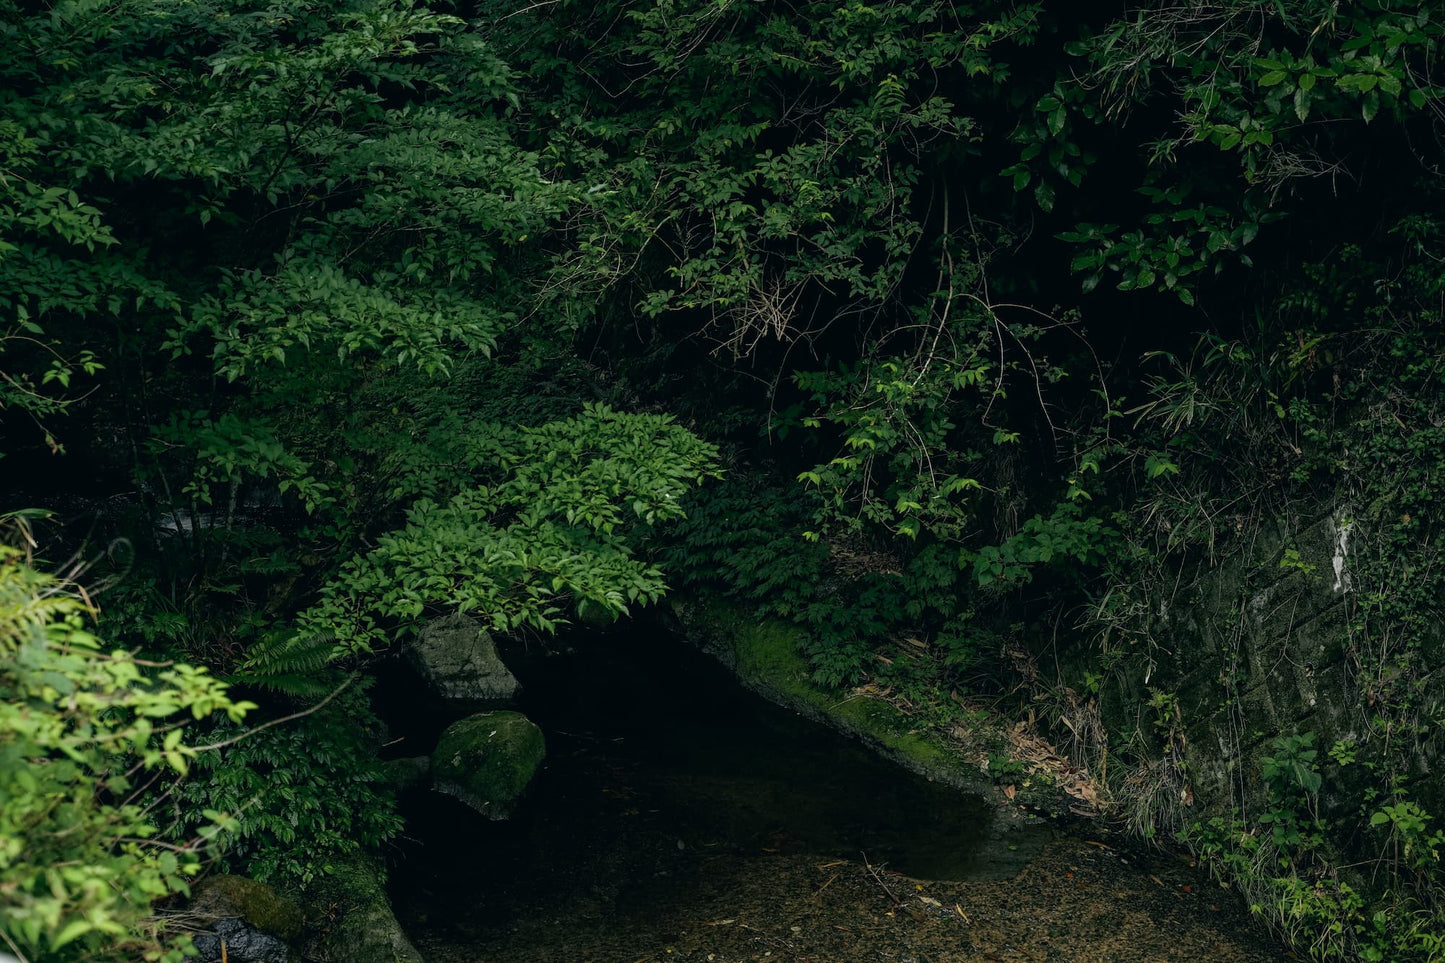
xmin=397 ymin=821 xmax=1285 ymax=963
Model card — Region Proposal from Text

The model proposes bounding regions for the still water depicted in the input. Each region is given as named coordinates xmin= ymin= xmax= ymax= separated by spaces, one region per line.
xmin=383 ymin=624 xmax=1283 ymax=962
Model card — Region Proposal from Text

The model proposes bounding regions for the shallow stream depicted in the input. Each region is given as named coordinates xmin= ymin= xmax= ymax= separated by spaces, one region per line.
xmin=382 ymin=624 xmax=1286 ymax=962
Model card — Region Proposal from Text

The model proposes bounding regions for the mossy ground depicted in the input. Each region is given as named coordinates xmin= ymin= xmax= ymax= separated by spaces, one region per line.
xmin=674 ymin=597 xmax=1052 ymax=812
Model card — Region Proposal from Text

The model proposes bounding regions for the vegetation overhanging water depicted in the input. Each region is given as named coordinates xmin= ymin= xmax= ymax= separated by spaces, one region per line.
xmin=5 ymin=0 xmax=1445 ymax=958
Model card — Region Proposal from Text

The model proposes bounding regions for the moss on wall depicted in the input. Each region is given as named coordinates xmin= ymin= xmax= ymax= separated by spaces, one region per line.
xmin=671 ymin=596 xmax=1025 ymax=809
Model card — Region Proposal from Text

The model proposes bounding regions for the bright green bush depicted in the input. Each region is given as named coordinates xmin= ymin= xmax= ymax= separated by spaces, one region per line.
xmin=0 ymin=546 xmax=253 ymax=962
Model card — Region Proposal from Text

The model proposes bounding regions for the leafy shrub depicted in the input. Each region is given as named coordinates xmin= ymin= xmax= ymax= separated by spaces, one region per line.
xmin=165 ymin=683 xmax=401 ymax=886
xmin=0 ymin=545 xmax=252 ymax=962
xmin=308 ymin=404 xmax=719 ymax=653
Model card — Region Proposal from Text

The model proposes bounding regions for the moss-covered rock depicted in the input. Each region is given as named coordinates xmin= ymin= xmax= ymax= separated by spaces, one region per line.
xmin=377 ymin=755 xmax=431 ymax=794
xmin=191 ymin=875 xmax=305 ymax=944
xmin=296 ymin=853 xmax=422 ymax=963
xmin=431 ymin=710 xmax=545 ymax=820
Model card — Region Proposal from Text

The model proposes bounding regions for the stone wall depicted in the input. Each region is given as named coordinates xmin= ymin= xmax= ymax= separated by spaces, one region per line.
xmin=1086 ymin=506 xmax=1444 ymax=875
xmin=1148 ymin=512 xmax=1355 ymax=813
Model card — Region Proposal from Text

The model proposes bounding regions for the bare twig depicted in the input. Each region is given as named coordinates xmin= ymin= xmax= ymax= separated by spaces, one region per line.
xmin=195 ymin=674 xmax=357 ymax=753
xmin=860 ymin=853 xmax=901 ymax=905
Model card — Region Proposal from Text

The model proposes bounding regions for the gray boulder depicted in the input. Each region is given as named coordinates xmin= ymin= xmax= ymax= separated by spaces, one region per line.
xmin=432 ymin=710 xmax=545 ymax=819
xmin=407 ymin=612 xmax=519 ymax=705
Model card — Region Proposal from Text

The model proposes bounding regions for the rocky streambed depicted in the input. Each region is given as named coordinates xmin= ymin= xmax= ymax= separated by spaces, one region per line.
xmin=379 ymin=620 xmax=1288 ymax=962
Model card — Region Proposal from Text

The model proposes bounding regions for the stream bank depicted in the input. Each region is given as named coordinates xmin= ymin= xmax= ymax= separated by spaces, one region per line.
xmin=666 ymin=597 xmax=1057 ymax=814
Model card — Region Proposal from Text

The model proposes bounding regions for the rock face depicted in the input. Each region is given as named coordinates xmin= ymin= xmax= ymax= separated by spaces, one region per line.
xmin=188 ymin=875 xmax=303 ymax=963
xmin=1139 ymin=511 xmax=1358 ymax=813
xmin=1068 ymin=508 xmax=1445 ymax=883
xmin=407 ymin=612 xmax=519 ymax=705
xmin=431 ymin=710 xmax=545 ymax=819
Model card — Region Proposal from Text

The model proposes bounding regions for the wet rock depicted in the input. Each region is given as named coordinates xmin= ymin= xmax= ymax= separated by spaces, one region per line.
xmin=407 ymin=612 xmax=519 ymax=706
xmin=192 ymin=917 xmax=290 ymax=963
xmin=431 ymin=710 xmax=545 ymax=819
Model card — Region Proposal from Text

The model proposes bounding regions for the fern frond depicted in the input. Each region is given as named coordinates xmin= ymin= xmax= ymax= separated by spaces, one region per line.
xmin=234 ymin=672 xmax=337 ymax=699
xmin=227 ymin=630 xmax=341 ymax=698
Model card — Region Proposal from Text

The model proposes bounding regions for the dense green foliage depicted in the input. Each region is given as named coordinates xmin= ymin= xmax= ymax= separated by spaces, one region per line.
xmin=5 ymin=0 xmax=1445 ymax=957
xmin=167 ymin=685 xmax=401 ymax=886
xmin=2 ymin=0 xmax=717 ymax=953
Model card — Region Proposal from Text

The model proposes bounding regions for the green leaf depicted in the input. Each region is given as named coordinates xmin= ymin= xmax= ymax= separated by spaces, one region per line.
xmin=1258 ymin=70 xmax=1288 ymax=86
xmin=1034 ymin=181 xmax=1055 ymax=213
xmin=1145 ymin=454 xmax=1181 ymax=478
xmin=1362 ymin=92 xmax=1379 ymax=123
xmin=52 ymin=919 xmax=92 ymax=949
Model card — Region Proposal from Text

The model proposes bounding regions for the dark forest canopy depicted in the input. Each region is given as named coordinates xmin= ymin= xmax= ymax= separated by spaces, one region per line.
xmin=3 ymin=0 xmax=1445 ymax=958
